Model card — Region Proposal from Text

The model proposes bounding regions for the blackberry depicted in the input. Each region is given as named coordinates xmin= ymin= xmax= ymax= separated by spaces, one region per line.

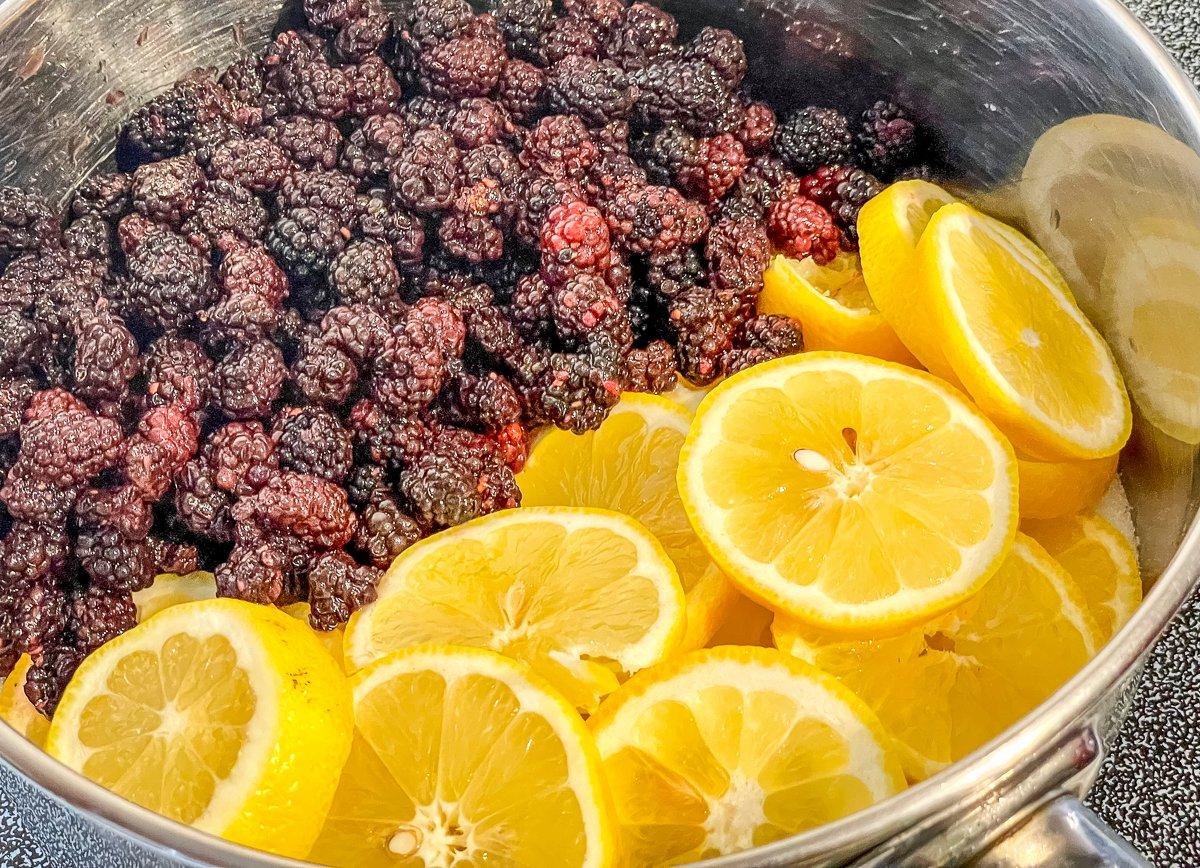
xmin=858 ymin=100 xmax=919 ymax=178
xmin=266 ymin=207 xmax=349 ymax=280
xmin=400 ymin=426 xmax=519 ymax=527
xmin=632 ymin=60 xmax=743 ymax=136
xmin=216 ymin=540 xmax=286 ymax=604
xmin=549 ymin=271 xmax=623 ymax=343
xmin=774 ymin=107 xmax=855 ymax=174
xmin=232 ymin=471 xmax=356 ymax=549
xmin=291 ymin=338 xmax=360 ymax=407
xmin=350 ymin=399 xmax=430 ymax=469
xmin=181 ymin=180 xmax=268 ymax=252
xmin=668 ymin=284 xmax=740 ymax=385
xmin=798 ymin=164 xmax=884 ymax=244
xmin=266 ymin=116 xmax=344 ymax=170
xmin=75 ymin=485 xmax=153 ymax=541
xmin=399 ymin=0 xmax=474 ymax=54
xmin=389 ymin=127 xmax=463 ymax=213
xmin=345 ymin=463 xmax=389 ymax=508
xmin=124 ymin=403 xmax=201 ymax=499
xmin=602 ymin=2 xmax=678 ymax=71
xmin=71 ymin=172 xmax=132 ymax=221
xmin=125 ymin=230 xmax=216 ymax=332
xmin=520 ymin=114 xmax=597 ymax=181
xmin=23 ymin=643 xmax=83 ymax=716
xmin=539 ymin=199 xmax=612 ymax=285
xmin=213 ymin=339 xmax=286 ymax=419
xmin=272 ymin=406 xmax=353 ymax=483
xmin=440 ymin=181 xmax=506 ymax=263
xmin=63 ymin=214 xmax=113 ymax=266
xmin=635 ymin=125 xmax=701 ymax=187
xmin=706 ymin=215 xmax=771 ymax=301
xmin=442 ymin=370 xmax=522 ymax=432
xmin=447 ymin=98 xmax=517 ymax=150
xmin=496 ymin=59 xmax=546 ymax=122
xmin=146 ymin=537 xmax=200 ymax=576
xmin=219 ymin=56 xmax=266 ymax=105
xmin=279 ymin=169 xmax=360 ymax=225
xmin=768 ymin=195 xmax=840 ymax=264
xmin=537 ymin=15 xmax=602 ymax=67
xmin=320 ymin=305 xmax=392 ymax=366
xmin=521 ymin=333 xmax=624 ymax=432
xmin=287 ymin=61 xmax=352 ymax=121
xmin=219 ymin=244 xmax=288 ymax=304
xmin=357 ymin=194 xmax=427 ymax=269
xmin=207 ymin=137 xmax=290 ymax=193
xmin=0 ymin=187 xmax=58 ymax=263
xmin=70 ymin=309 xmax=139 ymax=407
xmin=683 ymin=27 xmax=747 ymax=89
xmin=492 ymin=0 xmax=552 ymax=60
xmin=70 ymin=587 xmax=137 ymax=654
xmin=330 ymin=239 xmax=403 ymax=308
xmin=624 ymin=339 xmax=677 ymax=394
xmin=603 ymin=183 xmax=706 ymax=256
xmin=207 ymin=420 xmax=279 ymax=496
xmin=174 ymin=459 xmax=234 ymax=541
xmin=335 ymin=4 xmax=394 ymax=61
xmin=143 ymin=336 xmax=214 ymax=409
xmin=737 ymin=101 xmax=777 ymax=155
xmin=130 ymin=156 xmax=205 ymax=227
xmin=420 ymin=35 xmax=505 ymax=100
xmin=347 ymin=56 xmax=403 ymax=117
xmin=677 ymin=133 xmax=747 ymax=203
xmin=341 ymin=113 xmax=408 ymax=180
xmin=0 ymin=378 xmax=35 ymax=437
xmin=7 ymin=398 xmax=124 ymax=491
xmin=547 ymin=56 xmax=637 ymax=127
xmin=372 ymin=298 xmax=465 ymax=414
xmin=76 ymin=527 xmax=155 ymax=592
xmin=307 ymin=550 xmax=380 ymax=630
xmin=514 ymin=171 xmax=584 ymax=246
xmin=351 ymin=494 xmax=422 ymax=569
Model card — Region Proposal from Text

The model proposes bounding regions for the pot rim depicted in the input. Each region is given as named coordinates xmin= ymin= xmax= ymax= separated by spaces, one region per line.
xmin=1 ymin=0 xmax=1199 ymax=865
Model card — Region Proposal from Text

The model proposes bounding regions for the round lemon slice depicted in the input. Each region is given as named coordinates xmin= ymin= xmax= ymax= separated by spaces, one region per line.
xmin=310 ymin=645 xmax=616 ymax=868
xmin=589 ymin=646 xmax=903 ymax=864
xmin=517 ymin=394 xmax=734 ymax=649
xmin=760 ymin=252 xmax=917 ymax=364
xmin=1016 ymin=451 xmax=1118 ymax=520
xmin=773 ymin=534 xmax=1100 ymax=781
xmin=344 ymin=507 xmax=685 ymax=713
xmin=132 ymin=571 xmax=215 ymax=621
xmin=678 ymin=352 xmax=1018 ymax=633
xmin=858 ymin=180 xmax=961 ymax=381
xmin=0 ymin=655 xmax=49 ymax=747
xmin=916 ymin=202 xmax=1131 ymax=460
xmin=1022 ymin=513 xmax=1141 ymax=642
xmin=45 ymin=599 xmax=352 ymax=859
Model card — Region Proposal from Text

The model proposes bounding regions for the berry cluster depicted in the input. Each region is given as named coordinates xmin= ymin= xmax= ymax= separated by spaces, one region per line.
xmin=0 ymin=0 xmax=933 ymax=715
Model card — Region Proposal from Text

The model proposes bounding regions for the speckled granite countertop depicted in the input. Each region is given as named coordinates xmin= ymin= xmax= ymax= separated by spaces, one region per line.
xmin=0 ymin=2 xmax=1198 ymax=866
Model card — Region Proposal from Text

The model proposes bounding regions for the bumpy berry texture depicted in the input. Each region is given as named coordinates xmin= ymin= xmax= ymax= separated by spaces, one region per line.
xmin=767 ymin=195 xmax=841 ymax=264
xmin=774 ymin=107 xmax=855 ymax=174
xmin=799 ymin=164 xmax=885 ymax=244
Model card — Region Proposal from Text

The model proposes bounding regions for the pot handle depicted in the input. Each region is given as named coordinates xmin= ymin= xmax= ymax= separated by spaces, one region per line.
xmin=974 ymin=793 xmax=1149 ymax=867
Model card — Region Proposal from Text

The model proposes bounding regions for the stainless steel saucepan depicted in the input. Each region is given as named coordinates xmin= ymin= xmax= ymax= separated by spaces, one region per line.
xmin=0 ymin=0 xmax=1198 ymax=864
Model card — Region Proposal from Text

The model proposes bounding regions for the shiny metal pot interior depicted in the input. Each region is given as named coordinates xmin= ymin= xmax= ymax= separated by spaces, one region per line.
xmin=1 ymin=0 xmax=1200 ymax=864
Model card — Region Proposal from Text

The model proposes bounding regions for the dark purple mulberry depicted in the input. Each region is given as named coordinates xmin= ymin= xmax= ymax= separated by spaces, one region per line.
xmin=207 ymin=420 xmax=279 ymax=497
xmin=70 ymin=309 xmax=140 ymax=407
xmin=857 ymin=100 xmax=920 ymax=178
xmin=631 ymin=59 xmax=743 ymax=136
xmin=70 ymin=587 xmax=137 ymax=654
xmin=400 ymin=427 xmax=520 ymax=527
xmin=330 ymin=239 xmax=403 ymax=309
xmin=372 ymin=298 xmax=465 ymax=414
xmin=232 ymin=471 xmax=356 ymax=549
xmin=131 ymin=156 xmax=206 ymax=226
xmin=774 ymin=107 xmax=855 ymax=175
xmin=267 ymin=116 xmax=345 ymax=170
xmin=213 ymin=339 xmax=287 ymax=419
xmin=547 ymin=56 xmax=638 ymax=127
xmin=124 ymin=230 xmax=217 ymax=331
xmin=307 ymin=551 xmax=380 ymax=630
xmin=683 ymin=27 xmax=747 ymax=89
xmin=291 ymin=338 xmax=360 ymax=407
xmin=266 ymin=207 xmax=349 ymax=279
xmin=390 ymin=127 xmax=463 ymax=214
xmin=352 ymin=494 xmax=422 ymax=569
xmin=420 ymin=36 xmax=506 ymax=100
xmin=71 ymin=172 xmax=132 ymax=221
xmin=272 ymin=406 xmax=353 ymax=483
xmin=603 ymin=2 xmax=678 ymax=71
xmin=496 ymin=59 xmax=546 ymax=122
xmin=76 ymin=528 xmax=156 ymax=592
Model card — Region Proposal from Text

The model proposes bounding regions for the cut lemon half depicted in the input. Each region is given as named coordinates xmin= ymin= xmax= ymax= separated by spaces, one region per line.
xmin=917 ymin=202 xmax=1131 ymax=460
xmin=858 ymin=180 xmax=961 ymax=381
xmin=518 ymin=394 xmax=735 ymax=649
xmin=132 ymin=571 xmax=216 ymax=621
xmin=589 ymin=646 xmax=903 ymax=864
xmin=1016 ymin=451 xmax=1118 ymax=520
xmin=310 ymin=645 xmax=616 ymax=868
xmin=760 ymin=252 xmax=917 ymax=365
xmin=1023 ymin=513 xmax=1141 ymax=642
xmin=0 ymin=655 xmax=49 ymax=747
xmin=45 ymin=599 xmax=352 ymax=859
xmin=679 ymin=352 xmax=1018 ymax=633
xmin=344 ymin=507 xmax=685 ymax=712
xmin=773 ymin=534 xmax=1100 ymax=781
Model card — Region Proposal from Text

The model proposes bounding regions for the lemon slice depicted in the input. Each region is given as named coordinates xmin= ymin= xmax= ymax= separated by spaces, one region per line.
xmin=280 ymin=601 xmax=345 ymax=666
xmin=760 ymin=252 xmax=917 ymax=365
xmin=917 ymin=202 xmax=1131 ymax=460
xmin=589 ymin=646 xmax=903 ymax=863
xmin=858 ymin=180 xmax=961 ymax=381
xmin=132 ymin=571 xmax=215 ymax=621
xmin=310 ymin=645 xmax=616 ymax=868
xmin=1022 ymin=513 xmax=1141 ymax=642
xmin=679 ymin=352 xmax=1018 ymax=632
xmin=1102 ymin=219 xmax=1200 ymax=443
xmin=517 ymin=394 xmax=735 ymax=649
xmin=1016 ymin=451 xmax=1118 ymax=520
xmin=0 ymin=655 xmax=49 ymax=747
xmin=344 ymin=507 xmax=685 ymax=712
xmin=705 ymin=593 xmax=775 ymax=648
xmin=773 ymin=534 xmax=1099 ymax=781
xmin=1096 ymin=476 xmax=1137 ymax=551
xmin=45 ymin=599 xmax=352 ymax=859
